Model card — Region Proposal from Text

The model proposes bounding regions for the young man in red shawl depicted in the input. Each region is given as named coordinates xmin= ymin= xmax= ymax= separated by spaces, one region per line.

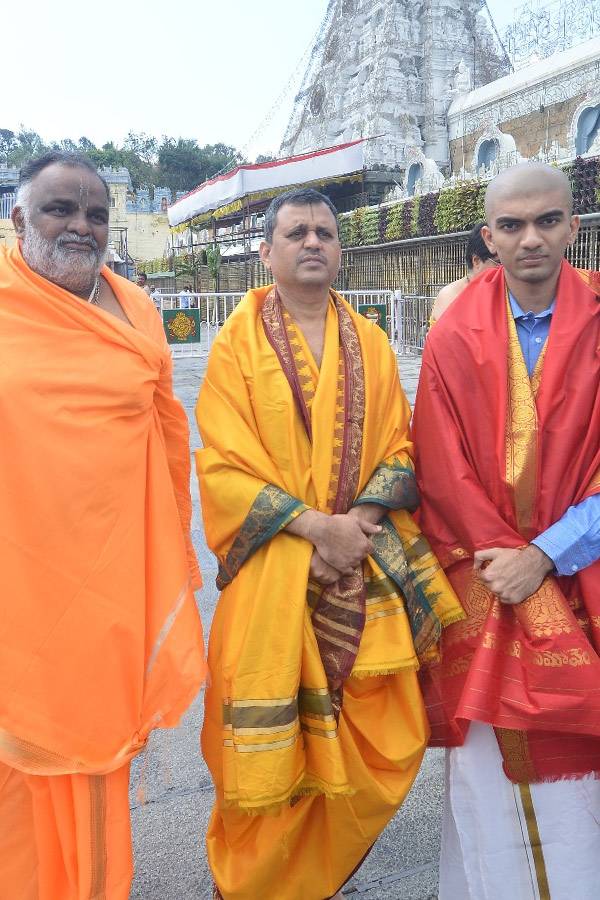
xmin=413 ymin=162 xmax=600 ymax=899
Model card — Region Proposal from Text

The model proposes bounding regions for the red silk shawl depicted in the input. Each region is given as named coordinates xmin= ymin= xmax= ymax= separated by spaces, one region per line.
xmin=413 ymin=261 xmax=600 ymax=781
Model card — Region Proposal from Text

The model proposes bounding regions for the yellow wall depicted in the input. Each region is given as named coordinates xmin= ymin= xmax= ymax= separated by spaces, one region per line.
xmin=0 ymin=179 xmax=170 ymax=262
xmin=449 ymin=94 xmax=584 ymax=173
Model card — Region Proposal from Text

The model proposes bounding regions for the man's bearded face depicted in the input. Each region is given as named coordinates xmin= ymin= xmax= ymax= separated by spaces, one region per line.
xmin=21 ymin=212 xmax=108 ymax=294
xmin=15 ymin=163 xmax=110 ymax=295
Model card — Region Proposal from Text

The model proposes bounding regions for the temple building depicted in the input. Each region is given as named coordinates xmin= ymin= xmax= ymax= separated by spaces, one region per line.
xmin=447 ymin=36 xmax=600 ymax=177
xmin=278 ymin=0 xmax=600 ymax=199
xmin=280 ymin=0 xmax=506 ymax=183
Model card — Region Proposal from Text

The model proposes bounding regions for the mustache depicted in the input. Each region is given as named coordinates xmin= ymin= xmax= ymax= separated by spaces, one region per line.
xmin=300 ymin=251 xmax=326 ymax=261
xmin=56 ymin=233 xmax=100 ymax=252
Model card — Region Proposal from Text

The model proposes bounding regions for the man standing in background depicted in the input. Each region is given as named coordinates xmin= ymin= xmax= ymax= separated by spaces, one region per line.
xmin=429 ymin=221 xmax=498 ymax=325
xmin=136 ymin=270 xmax=152 ymax=296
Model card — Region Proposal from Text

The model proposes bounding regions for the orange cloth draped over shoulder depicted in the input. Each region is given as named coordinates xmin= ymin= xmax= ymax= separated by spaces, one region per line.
xmin=196 ymin=285 xmax=462 ymax=900
xmin=0 ymin=244 xmax=206 ymax=898
xmin=413 ymin=261 xmax=600 ymax=783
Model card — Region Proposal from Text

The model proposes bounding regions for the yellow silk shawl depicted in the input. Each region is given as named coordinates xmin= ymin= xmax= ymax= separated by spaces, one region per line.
xmin=197 ymin=285 xmax=461 ymax=814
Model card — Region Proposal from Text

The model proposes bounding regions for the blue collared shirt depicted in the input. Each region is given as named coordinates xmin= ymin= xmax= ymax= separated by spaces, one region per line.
xmin=509 ymin=293 xmax=600 ymax=575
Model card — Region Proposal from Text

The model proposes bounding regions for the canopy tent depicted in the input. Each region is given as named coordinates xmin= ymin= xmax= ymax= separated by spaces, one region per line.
xmin=167 ymin=140 xmax=365 ymax=228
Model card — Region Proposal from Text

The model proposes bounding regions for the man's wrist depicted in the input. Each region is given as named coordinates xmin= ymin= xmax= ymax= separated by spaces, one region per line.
xmin=348 ymin=502 xmax=386 ymax=525
xmin=285 ymin=508 xmax=325 ymax=544
xmin=524 ymin=543 xmax=554 ymax=578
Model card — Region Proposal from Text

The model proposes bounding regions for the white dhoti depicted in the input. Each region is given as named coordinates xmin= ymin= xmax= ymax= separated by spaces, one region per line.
xmin=440 ymin=721 xmax=600 ymax=900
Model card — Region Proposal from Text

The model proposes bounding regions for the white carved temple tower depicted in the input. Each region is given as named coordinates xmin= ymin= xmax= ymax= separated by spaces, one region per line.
xmin=280 ymin=0 xmax=505 ymax=179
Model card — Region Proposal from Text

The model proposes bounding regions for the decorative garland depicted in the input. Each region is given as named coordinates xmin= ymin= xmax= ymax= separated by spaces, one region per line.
xmin=169 ymin=173 xmax=363 ymax=234
xmin=164 ymin=159 xmax=600 ymax=256
xmin=137 ymin=257 xmax=171 ymax=275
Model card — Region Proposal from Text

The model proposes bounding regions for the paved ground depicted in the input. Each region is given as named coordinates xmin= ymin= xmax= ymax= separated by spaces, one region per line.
xmin=129 ymin=350 xmax=443 ymax=900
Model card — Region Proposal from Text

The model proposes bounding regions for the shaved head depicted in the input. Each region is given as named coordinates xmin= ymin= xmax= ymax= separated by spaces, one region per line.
xmin=485 ymin=163 xmax=573 ymax=221
xmin=481 ymin=162 xmax=579 ymax=309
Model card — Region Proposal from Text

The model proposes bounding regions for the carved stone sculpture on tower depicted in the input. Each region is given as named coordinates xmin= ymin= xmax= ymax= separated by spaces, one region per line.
xmin=279 ymin=0 xmax=504 ymax=176
xmin=455 ymin=59 xmax=472 ymax=93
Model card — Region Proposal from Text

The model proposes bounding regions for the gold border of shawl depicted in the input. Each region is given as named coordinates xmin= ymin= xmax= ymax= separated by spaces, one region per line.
xmin=504 ymin=289 xmax=547 ymax=540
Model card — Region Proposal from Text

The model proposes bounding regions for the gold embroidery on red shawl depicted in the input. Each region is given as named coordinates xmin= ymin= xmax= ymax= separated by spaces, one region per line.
xmin=482 ymin=632 xmax=590 ymax=667
xmin=495 ymin=728 xmax=538 ymax=783
xmin=505 ymin=290 xmax=545 ymax=540
xmin=513 ymin=581 xmax=573 ymax=637
xmin=444 ymin=576 xmax=491 ymax=645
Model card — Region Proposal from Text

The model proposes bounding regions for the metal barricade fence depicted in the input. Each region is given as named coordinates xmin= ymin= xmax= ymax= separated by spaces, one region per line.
xmin=396 ymin=294 xmax=435 ymax=353
xmin=339 ymin=290 xmax=396 ymax=346
xmin=158 ymin=292 xmax=245 ymax=357
xmin=160 ymin=289 xmax=401 ymax=357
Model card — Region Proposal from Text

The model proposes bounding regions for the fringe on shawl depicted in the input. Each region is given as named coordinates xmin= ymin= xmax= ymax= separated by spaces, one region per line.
xmin=222 ymin=782 xmax=357 ymax=817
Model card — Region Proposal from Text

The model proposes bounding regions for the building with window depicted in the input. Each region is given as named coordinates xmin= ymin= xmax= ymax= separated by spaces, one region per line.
xmin=447 ymin=36 xmax=600 ymax=179
xmin=0 ymin=165 xmax=171 ymax=269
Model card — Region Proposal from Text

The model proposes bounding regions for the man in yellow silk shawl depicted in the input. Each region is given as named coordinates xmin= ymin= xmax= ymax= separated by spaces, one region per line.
xmin=196 ymin=188 xmax=462 ymax=900
xmin=0 ymin=152 xmax=206 ymax=899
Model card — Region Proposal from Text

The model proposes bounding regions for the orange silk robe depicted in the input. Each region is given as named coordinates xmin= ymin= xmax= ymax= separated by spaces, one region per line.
xmin=0 ymin=244 xmax=207 ymax=898
xmin=196 ymin=286 xmax=462 ymax=900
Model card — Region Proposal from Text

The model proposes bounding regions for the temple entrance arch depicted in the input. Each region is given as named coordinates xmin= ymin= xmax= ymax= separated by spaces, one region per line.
xmin=575 ymin=104 xmax=600 ymax=155
xmin=477 ymin=139 xmax=497 ymax=171
xmin=406 ymin=163 xmax=422 ymax=197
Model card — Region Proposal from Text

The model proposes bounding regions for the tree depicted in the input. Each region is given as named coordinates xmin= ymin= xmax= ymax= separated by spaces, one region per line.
xmin=82 ymin=141 xmax=154 ymax=190
xmin=0 ymin=129 xmax=17 ymax=165
xmin=157 ymin=138 xmax=204 ymax=194
xmin=84 ymin=142 xmax=125 ymax=171
xmin=206 ymin=243 xmax=221 ymax=291
xmin=201 ymin=142 xmax=245 ymax=178
xmin=6 ymin=128 xmax=49 ymax=166
xmin=51 ymin=138 xmax=79 ymax=153
xmin=122 ymin=132 xmax=158 ymax=167
xmin=0 ymin=124 xmax=245 ymax=199
xmin=157 ymin=139 xmax=240 ymax=194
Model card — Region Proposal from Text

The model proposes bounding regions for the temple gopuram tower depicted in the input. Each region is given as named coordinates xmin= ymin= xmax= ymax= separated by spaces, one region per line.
xmin=280 ymin=0 xmax=505 ymax=177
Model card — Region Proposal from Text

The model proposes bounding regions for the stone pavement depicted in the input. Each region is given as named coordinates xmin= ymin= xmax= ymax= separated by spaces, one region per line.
xmin=129 ymin=350 xmax=443 ymax=900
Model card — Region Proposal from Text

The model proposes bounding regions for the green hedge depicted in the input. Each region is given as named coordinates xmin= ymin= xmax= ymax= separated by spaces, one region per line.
xmin=566 ymin=157 xmax=600 ymax=215
xmin=137 ymin=258 xmax=171 ymax=274
xmin=338 ymin=160 xmax=600 ymax=249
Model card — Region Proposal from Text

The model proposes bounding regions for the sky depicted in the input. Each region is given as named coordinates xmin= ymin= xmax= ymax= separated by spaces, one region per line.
xmin=2 ymin=0 xmax=526 ymax=162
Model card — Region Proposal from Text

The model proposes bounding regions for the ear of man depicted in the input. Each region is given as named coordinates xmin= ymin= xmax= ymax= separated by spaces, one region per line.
xmin=259 ymin=241 xmax=272 ymax=270
xmin=566 ymin=216 xmax=580 ymax=246
xmin=11 ymin=205 xmax=25 ymax=239
xmin=481 ymin=224 xmax=496 ymax=256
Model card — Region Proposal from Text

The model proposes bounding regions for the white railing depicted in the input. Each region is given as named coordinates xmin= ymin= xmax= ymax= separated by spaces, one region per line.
xmin=0 ymin=191 xmax=16 ymax=220
xmin=396 ymin=294 xmax=435 ymax=353
xmin=339 ymin=289 xmax=397 ymax=347
xmin=158 ymin=292 xmax=244 ymax=357
xmin=160 ymin=288 xmax=426 ymax=357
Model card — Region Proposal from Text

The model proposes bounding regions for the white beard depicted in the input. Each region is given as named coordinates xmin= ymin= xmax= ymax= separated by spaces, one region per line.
xmin=21 ymin=213 xmax=108 ymax=295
